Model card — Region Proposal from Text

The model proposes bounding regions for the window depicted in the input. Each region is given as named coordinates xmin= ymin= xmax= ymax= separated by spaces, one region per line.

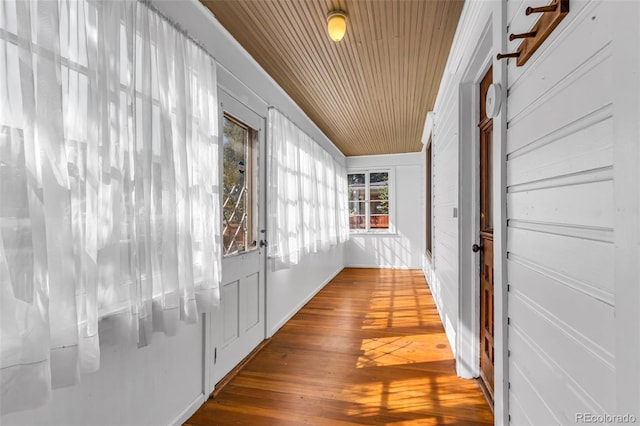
xmin=426 ymin=141 xmax=433 ymax=256
xmin=222 ymin=114 xmax=258 ymax=255
xmin=267 ymin=108 xmax=349 ymax=266
xmin=348 ymin=170 xmax=392 ymax=232
xmin=0 ymin=0 xmax=222 ymax=412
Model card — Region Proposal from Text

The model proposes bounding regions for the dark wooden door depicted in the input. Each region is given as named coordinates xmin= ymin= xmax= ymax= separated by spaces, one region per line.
xmin=478 ymin=67 xmax=494 ymax=404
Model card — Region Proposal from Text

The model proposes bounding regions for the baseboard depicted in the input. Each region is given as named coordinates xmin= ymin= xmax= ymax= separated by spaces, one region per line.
xmin=345 ymin=264 xmax=421 ymax=270
xmin=171 ymin=392 xmax=206 ymax=426
xmin=268 ymin=265 xmax=344 ymax=336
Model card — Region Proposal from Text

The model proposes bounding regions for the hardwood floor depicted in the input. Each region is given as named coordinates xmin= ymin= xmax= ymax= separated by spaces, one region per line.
xmin=185 ymin=268 xmax=494 ymax=425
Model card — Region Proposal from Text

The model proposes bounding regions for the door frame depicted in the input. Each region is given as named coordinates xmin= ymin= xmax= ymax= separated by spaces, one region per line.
xmin=457 ymin=20 xmax=492 ymax=381
xmin=477 ymin=65 xmax=494 ymax=403
xmin=457 ymin=2 xmax=509 ymax=423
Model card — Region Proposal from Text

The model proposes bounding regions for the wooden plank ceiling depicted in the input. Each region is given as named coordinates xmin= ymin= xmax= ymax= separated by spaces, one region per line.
xmin=202 ymin=0 xmax=464 ymax=156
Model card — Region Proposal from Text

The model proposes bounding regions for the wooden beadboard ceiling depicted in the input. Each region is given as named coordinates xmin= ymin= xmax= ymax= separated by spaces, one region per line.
xmin=202 ymin=0 xmax=464 ymax=156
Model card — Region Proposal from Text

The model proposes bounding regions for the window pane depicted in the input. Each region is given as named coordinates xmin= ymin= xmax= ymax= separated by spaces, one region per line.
xmin=350 ymin=215 xmax=366 ymax=230
xmin=369 ymin=201 xmax=388 ymax=215
xmin=426 ymin=144 xmax=432 ymax=254
xmin=369 ymin=173 xmax=388 ymax=202
xmin=369 ymin=172 xmax=388 ymax=185
xmin=369 ymin=186 xmax=386 ymax=201
xmin=349 ymin=201 xmax=366 ymax=230
xmin=348 ymin=173 xmax=366 ymax=202
xmin=349 ymin=187 xmax=366 ymax=202
xmin=370 ymin=172 xmax=389 ymax=230
xmin=348 ymin=173 xmax=365 ymax=185
xmin=370 ymin=198 xmax=389 ymax=229
xmin=369 ymin=214 xmax=389 ymax=230
xmin=487 ymin=128 xmax=493 ymax=229
xmin=369 ymin=170 xmax=389 ymax=233
xmin=348 ymin=173 xmax=367 ymax=231
xmin=349 ymin=201 xmax=366 ymax=215
xmin=223 ymin=116 xmax=256 ymax=255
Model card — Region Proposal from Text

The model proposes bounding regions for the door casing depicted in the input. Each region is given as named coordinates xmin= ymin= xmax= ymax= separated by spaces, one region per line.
xmin=456 ymin=3 xmax=510 ymax=423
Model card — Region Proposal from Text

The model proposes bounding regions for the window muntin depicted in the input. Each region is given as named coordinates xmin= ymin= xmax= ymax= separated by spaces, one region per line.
xmin=348 ymin=170 xmax=391 ymax=232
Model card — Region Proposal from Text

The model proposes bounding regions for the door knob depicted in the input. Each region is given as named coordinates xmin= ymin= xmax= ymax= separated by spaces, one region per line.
xmin=472 ymin=243 xmax=483 ymax=253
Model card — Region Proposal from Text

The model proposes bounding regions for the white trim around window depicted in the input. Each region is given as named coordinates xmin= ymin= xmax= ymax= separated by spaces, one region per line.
xmin=347 ymin=168 xmax=395 ymax=234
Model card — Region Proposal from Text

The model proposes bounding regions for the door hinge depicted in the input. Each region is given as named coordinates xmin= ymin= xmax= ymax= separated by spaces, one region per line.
xmin=508 ymin=349 xmax=511 ymax=357
xmin=507 ymin=284 xmax=511 ymax=292
xmin=214 ymin=347 xmax=217 ymax=364
xmin=507 ymin=317 xmax=511 ymax=325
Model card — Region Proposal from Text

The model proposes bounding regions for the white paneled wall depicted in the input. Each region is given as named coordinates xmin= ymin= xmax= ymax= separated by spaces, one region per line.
xmin=430 ymin=78 xmax=461 ymax=349
xmin=505 ymin=1 xmax=618 ymax=423
xmin=428 ymin=0 xmax=639 ymax=424
xmin=423 ymin=0 xmax=493 ymax=360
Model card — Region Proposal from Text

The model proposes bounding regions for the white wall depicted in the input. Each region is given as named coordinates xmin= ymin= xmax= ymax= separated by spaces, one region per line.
xmin=1 ymin=320 xmax=204 ymax=426
xmin=345 ymin=153 xmax=424 ymax=269
xmin=1 ymin=1 xmax=347 ymax=425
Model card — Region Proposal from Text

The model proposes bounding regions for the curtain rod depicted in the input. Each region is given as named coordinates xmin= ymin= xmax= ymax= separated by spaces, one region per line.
xmin=142 ymin=0 xmax=278 ymax=117
xmin=139 ymin=0 xmax=217 ymax=64
xmin=141 ymin=0 xmax=345 ymax=163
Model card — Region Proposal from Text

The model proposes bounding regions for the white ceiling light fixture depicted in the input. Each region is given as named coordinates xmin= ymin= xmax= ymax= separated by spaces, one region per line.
xmin=327 ymin=11 xmax=347 ymax=42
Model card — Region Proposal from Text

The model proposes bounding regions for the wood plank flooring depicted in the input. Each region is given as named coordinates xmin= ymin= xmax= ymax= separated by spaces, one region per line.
xmin=185 ymin=268 xmax=494 ymax=425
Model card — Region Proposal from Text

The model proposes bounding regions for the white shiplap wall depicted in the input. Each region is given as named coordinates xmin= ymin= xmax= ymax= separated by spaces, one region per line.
xmin=428 ymin=0 xmax=639 ymax=424
xmin=424 ymin=0 xmax=493 ymax=365
xmin=505 ymin=0 xmax=637 ymax=423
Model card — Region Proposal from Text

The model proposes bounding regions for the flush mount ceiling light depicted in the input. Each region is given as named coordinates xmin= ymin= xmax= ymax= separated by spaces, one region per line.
xmin=327 ymin=11 xmax=347 ymax=42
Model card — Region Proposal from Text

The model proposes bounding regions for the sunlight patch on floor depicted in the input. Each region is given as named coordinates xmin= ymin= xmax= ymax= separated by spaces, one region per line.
xmin=340 ymin=376 xmax=490 ymax=419
xmin=356 ymin=335 xmax=452 ymax=368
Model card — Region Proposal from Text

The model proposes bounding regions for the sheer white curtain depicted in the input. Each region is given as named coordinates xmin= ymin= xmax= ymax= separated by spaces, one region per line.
xmin=0 ymin=0 xmax=220 ymax=414
xmin=267 ymin=108 xmax=348 ymax=267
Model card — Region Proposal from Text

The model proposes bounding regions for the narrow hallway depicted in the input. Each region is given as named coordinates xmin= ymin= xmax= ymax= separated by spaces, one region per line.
xmin=186 ymin=268 xmax=493 ymax=425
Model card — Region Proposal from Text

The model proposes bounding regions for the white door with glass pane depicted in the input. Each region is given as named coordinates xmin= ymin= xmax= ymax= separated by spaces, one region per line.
xmin=211 ymin=91 xmax=266 ymax=386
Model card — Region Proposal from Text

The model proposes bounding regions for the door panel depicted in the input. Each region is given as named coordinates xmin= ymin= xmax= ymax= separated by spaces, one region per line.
xmin=479 ymin=234 xmax=494 ymax=396
xmin=245 ymin=272 xmax=260 ymax=329
xmin=222 ymin=280 xmax=240 ymax=345
xmin=478 ymin=67 xmax=494 ymax=404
